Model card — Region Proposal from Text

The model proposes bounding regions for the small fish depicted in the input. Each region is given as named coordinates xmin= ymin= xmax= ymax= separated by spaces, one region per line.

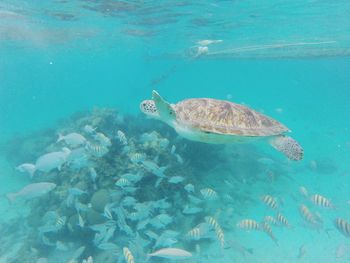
xmin=298 ymin=245 xmax=306 ymax=259
xmin=299 ymin=204 xmax=319 ymax=225
xmin=188 ymin=194 xmax=203 ymax=205
xmin=83 ymin=125 xmax=96 ymax=134
xmin=129 ymin=152 xmax=146 ymax=164
xmin=145 ymin=230 xmax=159 ymax=240
xmin=94 ymin=132 xmax=112 ymax=147
xmin=7 ymin=182 xmax=56 ymax=203
xmin=78 ymin=212 xmax=85 ymax=228
xmin=197 ymin=39 xmax=223 ymax=46
xmin=117 ymin=130 xmax=128 ymax=145
xmin=33 ymin=148 xmax=71 ymax=174
xmin=183 ymin=206 xmax=203 ymax=215
xmin=15 ymin=163 xmax=36 ymax=178
xmin=148 ymin=248 xmax=192 ymax=259
xmin=200 ymin=188 xmax=218 ymax=200
xmin=310 ymin=194 xmax=334 ymax=208
xmin=122 ymin=196 xmax=137 ymax=207
xmin=115 ymin=178 xmax=131 ymax=188
xmin=299 ymin=186 xmax=308 ymax=198
xmin=260 ymin=222 xmax=278 ymax=244
xmin=142 ymin=160 xmax=168 ymax=178
xmin=334 ymin=218 xmax=350 ymax=238
xmin=168 ymin=176 xmax=185 ymax=184
xmin=57 ymin=133 xmax=86 ymax=147
xmin=264 ymin=215 xmax=278 ymax=226
xmin=56 ymin=216 xmax=67 ymax=227
xmin=85 ymin=142 xmax=109 ymax=157
xmin=82 ymin=256 xmax=93 ymax=263
xmin=185 ymin=227 xmax=202 ymax=240
xmin=56 ymin=241 xmax=68 ymax=251
xmin=89 ymin=167 xmax=97 ymax=183
xmin=104 ymin=204 xmax=113 ymax=220
xmin=261 ymin=195 xmax=278 ymax=210
xmin=174 ymin=154 xmax=184 ymax=164
xmin=123 ymin=247 xmax=135 ymax=263
xmin=184 ymin=184 xmax=194 ymax=193
xmin=205 ymin=216 xmax=225 ymax=248
xmin=137 ymin=219 xmax=150 ymax=230
xmin=98 ymin=242 xmax=119 ymax=251
xmin=170 ymin=145 xmax=176 ymax=154
xmin=68 ymin=187 xmax=86 ymax=196
xmin=237 ymin=219 xmax=260 ymax=231
xmin=276 ymin=213 xmax=291 ymax=227
xmin=121 ymin=172 xmax=143 ymax=183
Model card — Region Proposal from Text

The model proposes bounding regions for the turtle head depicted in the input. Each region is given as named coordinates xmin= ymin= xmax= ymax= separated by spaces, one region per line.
xmin=140 ymin=90 xmax=176 ymax=125
xmin=140 ymin=100 xmax=160 ymax=119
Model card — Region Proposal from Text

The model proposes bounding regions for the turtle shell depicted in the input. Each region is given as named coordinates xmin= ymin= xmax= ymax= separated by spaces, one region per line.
xmin=173 ymin=98 xmax=289 ymax=136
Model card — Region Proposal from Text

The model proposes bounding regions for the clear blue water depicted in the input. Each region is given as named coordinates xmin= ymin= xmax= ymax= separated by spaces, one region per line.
xmin=1 ymin=1 xmax=350 ymax=263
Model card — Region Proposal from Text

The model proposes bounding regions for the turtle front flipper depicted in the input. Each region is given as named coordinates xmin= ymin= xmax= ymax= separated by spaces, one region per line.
xmin=269 ymin=135 xmax=304 ymax=161
xmin=152 ymin=90 xmax=176 ymax=123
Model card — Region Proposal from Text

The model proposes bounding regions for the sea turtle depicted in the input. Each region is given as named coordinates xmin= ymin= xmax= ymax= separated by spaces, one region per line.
xmin=140 ymin=90 xmax=303 ymax=161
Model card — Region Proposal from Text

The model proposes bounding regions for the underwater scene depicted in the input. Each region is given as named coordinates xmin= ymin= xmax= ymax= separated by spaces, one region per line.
xmin=1 ymin=1 xmax=350 ymax=263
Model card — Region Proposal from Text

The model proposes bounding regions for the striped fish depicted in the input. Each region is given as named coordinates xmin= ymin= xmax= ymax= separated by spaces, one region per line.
xmin=260 ymin=222 xmax=278 ymax=245
xmin=117 ymin=130 xmax=127 ymax=145
xmin=261 ymin=195 xmax=278 ymax=210
xmin=85 ymin=142 xmax=109 ymax=157
xmin=310 ymin=194 xmax=333 ymax=208
xmin=334 ymin=218 xmax=350 ymax=238
xmin=299 ymin=186 xmax=308 ymax=198
xmin=276 ymin=213 xmax=291 ymax=228
xmin=205 ymin=216 xmax=225 ymax=248
xmin=299 ymin=204 xmax=318 ymax=225
xmin=237 ymin=219 xmax=260 ymax=231
xmin=123 ymin=247 xmax=134 ymax=263
xmin=264 ymin=215 xmax=278 ymax=226
xmin=115 ymin=178 xmax=131 ymax=188
xmin=185 ymin=223 xmax=210 ymax=241
xmin=200 ymin=188 xmax=218 ymax=200
xmin=129 ymin=152 xmax=145 ymax=164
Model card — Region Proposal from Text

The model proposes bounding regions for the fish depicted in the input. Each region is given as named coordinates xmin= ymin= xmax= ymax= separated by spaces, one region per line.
xmin=141 ymin=160 xmax=168 ymax=178
xmin=145 ymin=230 xmax=159 ymax=240
xmin=56 ymin=216 xmax=67 ymax=227
xmin=225 ymin=240 xmax=254 ymax=256
xmin=261 ymin=195 xmax=278 ymax=210
xmin=205 ymin=216 xmax=225 ymax=248
xmin=117 ymin=130 xmax=128 ymax=145
xmin=68 ymin=187 xmax=86 ymax=196
xmin=298 ymin=245 xmax=306 ymax=259
xmin=188 ymin=194 xmax=203 ymax=205
xmin=148 ymin=248 xmax=192 ymax=259
xmin=7 ymin=182 xmax=56 ymax=203
xmin=15 ymin=163 xmax=36 ymax=178
xmin=184 ymin=184 xmax=194 ymax=193
xmin=121 ymin=172 xmax=143 ymax=183
xmin=159 ymin=138 xmax=170 ymax=149
xmin=123 ymin=247 xmax=135 ymax=263
xmin=137 ymin=218 xmax=150 ymax=230
xmin=78 ymin=212 xmax=85 ymax=228
xmin=85 ymin=142 xmax=109 ymax=157
xmin=68 ymin=246 xmax=86 ymax=262
xmin=276 ymin=213 xmax=291 ymax=227
xmin=83 ymin=125 xmax=96 ymax=134
xmin=151 ymin=213 xmax=173 ymax=228
xmin=94 ymin=132 xmax=111 ymax=147
xmin=168 ymin=176 xmax=185 ymax=184
xmin=197 ymin=39 xmax=223 ymax=46
xmin=182 ymin=206 xmax=203 ymax=215
xmin=122 ymin=196 xmax=137 ymax=207
xmin=200 ymin=188 xmax=218 ymax=200
xmin=185 ymin=223 xmax=211 ymax=240
xmin=334 ymin=218 xmax=350 ymax=237
xmin=263 ymin=215 xmax=278 ymax=226
xmin=82 ymin=256 xmax=93 ymax=263
xmin=299 ymin=204 xmax=319 ymax=226
xmin=115 ymin=178 xmax=131 ymax=188
xmin=152 ymin=198 xmax=171 ymax=209
xmin=56 ymin=241 xmax=68 ymax=251
xmin=237 ymin=219 xmax=260 ymax=231
xmin=89 ymin=167 xmax=97 ymax=183
xmin=57 ymin=133 xmax=86 ymax=147
xmin=174 ymin=154 xmax=184 ymax=164
xmin=299 ymin=186 xmax=308 ymax=198
xmin=170 ymin=145 xmax=176 ymax=154
xmin=154 ymin=231 xmax=179 ymax=248
xmin=310 ymin=194 xmax=334 ymax=208
xmin=33 ymin=148 xmax=71 ymax=174
xmin=104 ymin=204 xmax=113 ymax=220
xmin=98 ymin=242 xmax=119 ymax=251
xmin=129 ymin=152 xmax=146 ymax=164
xmin=260 ymin=222 xmax=278 ymax=245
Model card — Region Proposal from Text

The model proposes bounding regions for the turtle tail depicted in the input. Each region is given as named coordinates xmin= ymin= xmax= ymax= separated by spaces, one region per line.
xmin=269 ymin=135 xmax=304 ymax=161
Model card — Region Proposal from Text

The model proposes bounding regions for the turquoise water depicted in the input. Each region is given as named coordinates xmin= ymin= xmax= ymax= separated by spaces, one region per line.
xmin=1 ymin=1 xmax=350 ymax=263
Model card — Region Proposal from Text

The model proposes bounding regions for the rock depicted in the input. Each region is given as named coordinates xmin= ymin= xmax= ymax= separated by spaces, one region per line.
xmin=86 ymin=209 xmax=105 ymax=225
xmin=90 ymin=189 xmax=110 ymax=212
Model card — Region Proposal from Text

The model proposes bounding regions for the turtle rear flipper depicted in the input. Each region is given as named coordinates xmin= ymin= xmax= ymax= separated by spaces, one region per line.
xmin=269 ymin=135 xmax=303 ymax=161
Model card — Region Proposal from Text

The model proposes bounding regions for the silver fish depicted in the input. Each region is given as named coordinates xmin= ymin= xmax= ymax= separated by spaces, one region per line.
xmin=168 ymin=176 xmax=185 ymax=184
xmin=94 ymin=132 xmax=111 ymax=147
xmin=148 ymin=248 xmax=192 ymax=259
xmin=83 ymin=125 xmax=96 ymax=134
xmin=141 ymin=160 xmax=168 ymax=178
xmin=7 ymin=182 xmax=56 ymax=203
xmin=34 ymin=148 xmax=71 ymax=174
xmin=184 ymin=184 xmax=194 ymax=193
xmin=16 ymin=163 xmax=36 ymax=178
xmin=57 ymin=132 xmax=86 ymax=147
xmin=182 ymin=206 xmax=203 ymax=215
